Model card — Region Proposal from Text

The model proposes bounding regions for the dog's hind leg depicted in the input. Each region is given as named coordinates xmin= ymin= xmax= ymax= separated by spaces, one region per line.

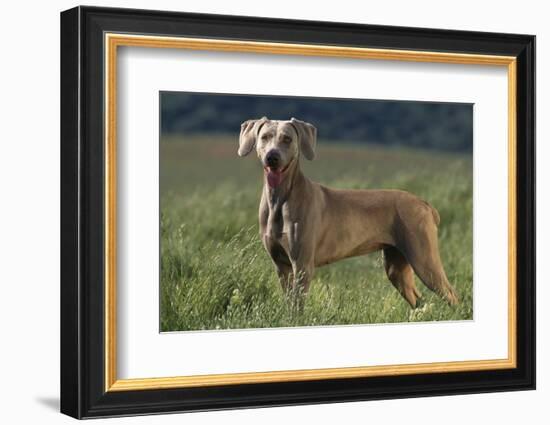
xmin=399 ymin=215 xmax=459 ymax=306
xmin=383 ymin=247 xmax=422 ymax=308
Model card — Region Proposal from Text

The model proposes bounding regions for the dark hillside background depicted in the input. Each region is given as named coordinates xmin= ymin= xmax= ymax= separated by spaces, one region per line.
xmin=161 ymin=92 xmax=473 ymax=152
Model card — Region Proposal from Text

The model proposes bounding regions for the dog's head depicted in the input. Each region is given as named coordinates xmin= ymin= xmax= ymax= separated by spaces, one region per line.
xmin=238 ymin=117 xmax=317 ymax=188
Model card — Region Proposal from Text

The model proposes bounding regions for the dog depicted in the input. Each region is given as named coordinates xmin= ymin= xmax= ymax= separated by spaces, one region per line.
xmin=238 ymin=117 xmax=459 ymax=309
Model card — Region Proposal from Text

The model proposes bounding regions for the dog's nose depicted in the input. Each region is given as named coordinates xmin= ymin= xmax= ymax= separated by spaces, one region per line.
xmin=265 ymin=150 xmax=280 ymax=168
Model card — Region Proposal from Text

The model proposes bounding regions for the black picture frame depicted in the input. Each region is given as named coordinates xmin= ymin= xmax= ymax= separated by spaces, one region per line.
xmin=60 ymin=5 xmax=535 ymax=419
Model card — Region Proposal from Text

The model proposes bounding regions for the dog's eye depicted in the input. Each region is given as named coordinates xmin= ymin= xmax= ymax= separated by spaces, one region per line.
xmin=282 ymin=136 xmax=292 ymax=144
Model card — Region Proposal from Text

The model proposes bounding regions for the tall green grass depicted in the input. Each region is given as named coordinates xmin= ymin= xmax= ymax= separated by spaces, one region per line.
xmin=160 ymin=136 xmax=473 ymax=331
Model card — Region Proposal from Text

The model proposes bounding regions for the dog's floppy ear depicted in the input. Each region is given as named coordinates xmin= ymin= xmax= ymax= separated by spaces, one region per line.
xmin=238 ymin=117 xmax=268 ymax=157
xmin=290 ymin=117 xmax=317 ymax=160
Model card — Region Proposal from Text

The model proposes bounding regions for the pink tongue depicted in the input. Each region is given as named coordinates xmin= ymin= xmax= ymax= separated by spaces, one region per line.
xmin=267 ymin=169 xmax=283 ymax=188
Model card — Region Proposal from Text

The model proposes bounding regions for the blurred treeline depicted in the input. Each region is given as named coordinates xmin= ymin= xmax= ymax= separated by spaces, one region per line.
xmin=161 ymin=92 xmax=473 ymax=152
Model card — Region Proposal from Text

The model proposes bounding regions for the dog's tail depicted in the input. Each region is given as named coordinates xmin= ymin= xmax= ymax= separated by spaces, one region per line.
xmin=421 ymin=199 xmax=440 ymax=226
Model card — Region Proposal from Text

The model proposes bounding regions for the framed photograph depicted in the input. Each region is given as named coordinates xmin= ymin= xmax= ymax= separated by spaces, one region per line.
xmin=60 ymin=6 xmax=535 ymax=419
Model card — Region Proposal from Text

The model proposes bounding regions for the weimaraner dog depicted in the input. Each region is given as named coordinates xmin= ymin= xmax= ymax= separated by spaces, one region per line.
xmin=238 ymin=117 xmax=459 ymax=309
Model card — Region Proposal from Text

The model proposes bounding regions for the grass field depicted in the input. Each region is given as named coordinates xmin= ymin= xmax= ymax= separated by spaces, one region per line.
xmin=160 ymin=135 xmax=473 ymax=332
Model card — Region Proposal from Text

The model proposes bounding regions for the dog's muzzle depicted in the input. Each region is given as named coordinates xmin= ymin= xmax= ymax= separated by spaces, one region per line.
xmin=263 ymin=152 xmax=294 ymax=189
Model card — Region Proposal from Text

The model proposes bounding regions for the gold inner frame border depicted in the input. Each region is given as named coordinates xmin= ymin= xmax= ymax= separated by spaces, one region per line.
xmin=104 ymin=33 xmax=517 ymax=392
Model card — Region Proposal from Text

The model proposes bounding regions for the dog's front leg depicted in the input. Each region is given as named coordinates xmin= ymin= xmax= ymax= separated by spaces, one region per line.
xmin=291 ymin=262 xmax=313 ymax=294
xmin=287 ymin=221 xmax=315 ymax=310
xmin=274 ymin=262 xmax=293 ymax=295
xmin=288 ymin=260 xmax=313 ymax=312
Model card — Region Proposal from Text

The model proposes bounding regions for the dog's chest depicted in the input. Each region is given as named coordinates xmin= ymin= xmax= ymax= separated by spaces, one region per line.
xmin=261 ymin=201 xmax=297 ymax=256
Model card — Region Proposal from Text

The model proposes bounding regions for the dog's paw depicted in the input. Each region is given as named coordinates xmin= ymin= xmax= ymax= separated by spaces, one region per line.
xmin=408 ymin=302 xmax=434 ymax=321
